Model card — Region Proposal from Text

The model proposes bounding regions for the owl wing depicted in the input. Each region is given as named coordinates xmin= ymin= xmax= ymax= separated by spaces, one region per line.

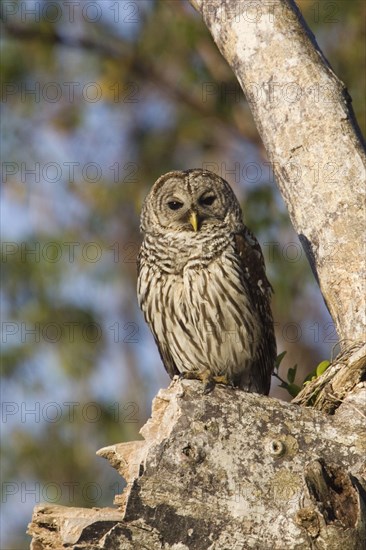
xmin=153 ymin=336 xmax=180 ymax=379
xmin=137 ymin=249 xmax=180 ymax=379
xmin=234 ymin=228 xmax=273 ymax=297
xmin=234 ymin=228 xmax=277 ymax=393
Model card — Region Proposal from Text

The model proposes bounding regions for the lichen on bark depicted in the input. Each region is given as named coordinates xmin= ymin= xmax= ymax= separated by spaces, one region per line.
xmin=29 ymin=380 xmax=366 ymax=549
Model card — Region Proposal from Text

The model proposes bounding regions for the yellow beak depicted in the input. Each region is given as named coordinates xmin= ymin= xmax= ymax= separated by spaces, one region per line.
xmin=189 ymin=212 xmax=198 ymax=232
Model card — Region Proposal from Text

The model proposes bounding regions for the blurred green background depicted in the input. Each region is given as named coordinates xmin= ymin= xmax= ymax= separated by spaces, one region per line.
xmin=1 ymin=1 xmax=365 ymax=547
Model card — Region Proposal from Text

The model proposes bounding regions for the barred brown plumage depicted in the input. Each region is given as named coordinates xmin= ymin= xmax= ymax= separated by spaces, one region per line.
xmin=137 ymin=169 xmax=276 ymax=394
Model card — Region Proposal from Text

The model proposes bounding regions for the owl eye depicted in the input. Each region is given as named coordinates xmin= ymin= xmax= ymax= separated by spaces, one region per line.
xmin=200 ymin=195 xmax=216 ymax=206
xmin=167 ymin=200 xmax=184 ymax=210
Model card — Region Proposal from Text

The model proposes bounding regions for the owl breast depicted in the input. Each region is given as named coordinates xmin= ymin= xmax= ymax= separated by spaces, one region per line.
xmin=138 ymin=236 xmax=261 ymax=383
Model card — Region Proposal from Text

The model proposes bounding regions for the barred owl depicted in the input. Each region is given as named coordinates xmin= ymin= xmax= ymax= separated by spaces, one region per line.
xmin=137 ymin=169 xmax=276 ymax=394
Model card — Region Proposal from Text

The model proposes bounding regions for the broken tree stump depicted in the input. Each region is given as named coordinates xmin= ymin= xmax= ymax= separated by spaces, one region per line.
xmin=28 ymin=379 xmax=366 ymax=549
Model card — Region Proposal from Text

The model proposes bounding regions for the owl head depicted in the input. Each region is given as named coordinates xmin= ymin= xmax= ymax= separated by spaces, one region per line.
xmin=140 ymin=169 xmax=243 ymax=234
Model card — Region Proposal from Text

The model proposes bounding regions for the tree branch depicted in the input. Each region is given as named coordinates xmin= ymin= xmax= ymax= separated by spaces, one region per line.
xmin=1 ymin=21 xmax=242 ymax=142
xmin=293 ymin=341 xmax=366 ymax=412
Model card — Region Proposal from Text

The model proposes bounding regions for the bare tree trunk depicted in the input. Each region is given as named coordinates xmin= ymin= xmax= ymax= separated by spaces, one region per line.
xmin=190 ymin=0 xmax=365 ymax=347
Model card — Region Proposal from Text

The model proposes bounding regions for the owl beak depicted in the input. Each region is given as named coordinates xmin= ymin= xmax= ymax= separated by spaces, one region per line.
xmin=189 ymin=211 xmax=199 ymax=232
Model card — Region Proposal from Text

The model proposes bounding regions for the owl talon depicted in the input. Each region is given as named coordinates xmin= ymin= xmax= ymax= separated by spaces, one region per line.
xmin=179 ymin=371 xmax=200 ymax=381
xmin=203 ymin=375 xmax=233 ymax=392
xmin=212 ymin=375 xmax=230 ymax=386
xmin=179 ymin=370 xmax=216 ymax=391
xmin=181 ymin=372 xmax=231 ymax=392
xmin=203 ymin=379 xmax=215 ymax=394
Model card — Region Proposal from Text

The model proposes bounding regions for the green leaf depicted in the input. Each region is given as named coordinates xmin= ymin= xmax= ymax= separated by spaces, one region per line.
xmin=287 ymin=364 xmax=298 ymax=384
xmin=316 ymin=360 xmax=330 ymax=377
xmin=303 ymin=377 xmax=316 ymax=386
xmin=303 ymin=359 xmax=331 ymax=385
xmin=274 ymin=351 xmax=287 ymax=371
xmin=287 ymin=383 xmax=302 ymax=397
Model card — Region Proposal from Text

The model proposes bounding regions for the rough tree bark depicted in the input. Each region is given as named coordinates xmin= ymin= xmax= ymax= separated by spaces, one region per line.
xmin=29 ymin=379 xmax=366 ymax=549
xmin=28 ymin=1 xmax=366 ymax=548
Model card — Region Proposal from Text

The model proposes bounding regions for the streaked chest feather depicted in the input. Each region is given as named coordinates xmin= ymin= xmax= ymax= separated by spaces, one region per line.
xmin=138 ymin=247 xmax=260 ymax=374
